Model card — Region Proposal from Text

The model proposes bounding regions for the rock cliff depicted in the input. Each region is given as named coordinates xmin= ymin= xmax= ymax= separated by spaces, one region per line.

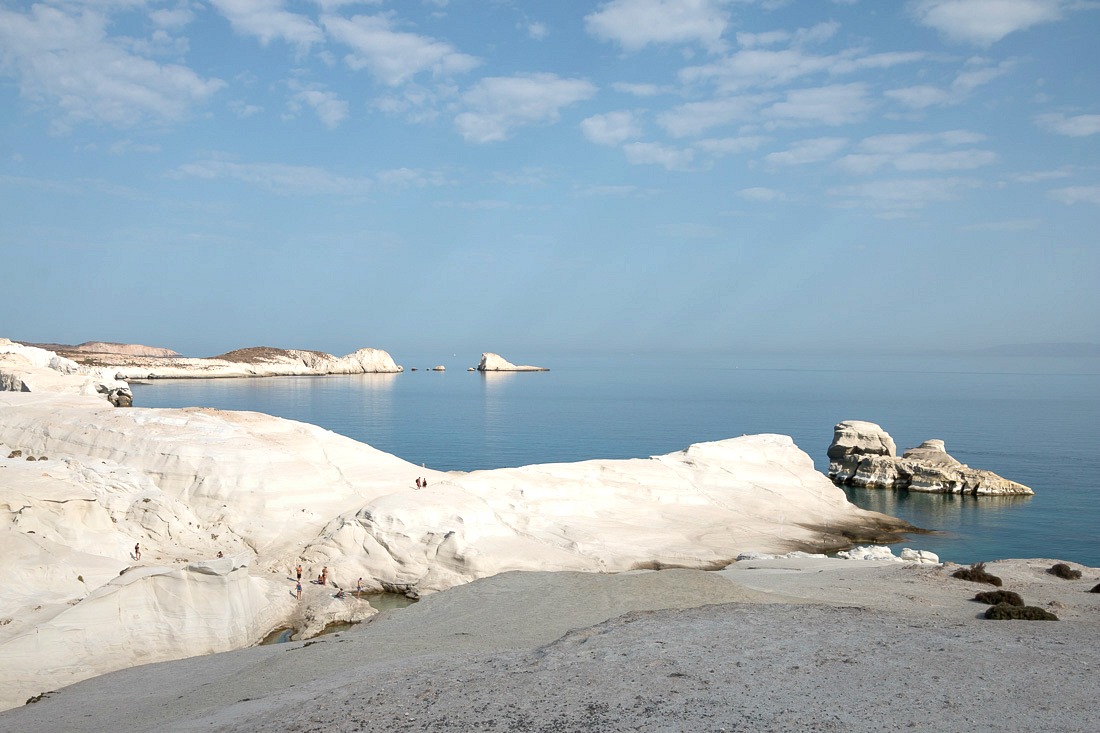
xmin=827 ymin=420 xmax=1033 ymax=495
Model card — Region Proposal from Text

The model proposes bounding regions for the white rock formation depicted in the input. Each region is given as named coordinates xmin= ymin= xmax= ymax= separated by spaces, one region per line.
xmin=0 ymin=344 xmax=911 ymax=711
xmin=1 ymin=339 xmax=132 ymax=406
xmin=476 ymin=352 xmax=548 ymax=372
xmin=827 ymin=421 xmax=1033 ymax=496
xmin=71 ymin=345 xmax=403 ymax=380
xmin=835 ymin=545 xmax=940 ymax=564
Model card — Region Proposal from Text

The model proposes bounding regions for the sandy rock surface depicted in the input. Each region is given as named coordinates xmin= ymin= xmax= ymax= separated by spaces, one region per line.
xmin=4 ymin=559 xmax=1096 ymax=733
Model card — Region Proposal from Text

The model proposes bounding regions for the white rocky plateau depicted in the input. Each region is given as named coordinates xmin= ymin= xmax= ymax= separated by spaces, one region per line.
xmin=827 ymin=419 xmax=1033 ymax=495
xmin=0 ymin=338 xmax=924 ymax=712
xmin=476 ymin=352 xmax=549 ymax=371
xmin=35 ymin=341 xmax=404 ymax=380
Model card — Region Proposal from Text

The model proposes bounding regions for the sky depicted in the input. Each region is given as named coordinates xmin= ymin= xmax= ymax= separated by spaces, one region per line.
xmin=1 ymin=0 xmax=1098 ymax=360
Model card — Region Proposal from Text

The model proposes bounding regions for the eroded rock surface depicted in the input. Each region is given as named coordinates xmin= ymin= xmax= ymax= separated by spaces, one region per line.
xmin=476 ymin=352 xmax=548 ymax=371
xmin=827 ymin=420 xmax=1033 ymax=495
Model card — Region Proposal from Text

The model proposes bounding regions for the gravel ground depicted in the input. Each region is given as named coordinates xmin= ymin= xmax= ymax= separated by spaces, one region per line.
xmin=5 ymin=559 xmax=1097 ymax=733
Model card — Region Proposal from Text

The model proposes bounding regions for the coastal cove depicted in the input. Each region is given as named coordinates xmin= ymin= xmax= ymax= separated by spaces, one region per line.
xmin=132 ymin=352 xmax=1100 ymax=567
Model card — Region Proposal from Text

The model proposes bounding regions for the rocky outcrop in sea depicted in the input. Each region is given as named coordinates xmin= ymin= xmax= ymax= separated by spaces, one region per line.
xmin=827 ymin=420 xmax=1033 ymax=495
xmin=476 ymin=352 xmax=548 ymax=371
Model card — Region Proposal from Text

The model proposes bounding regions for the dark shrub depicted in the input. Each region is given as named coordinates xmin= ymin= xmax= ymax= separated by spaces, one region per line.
xmin=974 ymin=590 xmax=1023 ymax=606
xmin=1048 ymin=563 xmax=1082 ymax=580
xmin=1090 ymin=583 xmax=1100 ymax=594
xmin=985 ymin=603 xmax=1058 ymax=621
xmin=952 ymin=562 xmax=1003 ymax=587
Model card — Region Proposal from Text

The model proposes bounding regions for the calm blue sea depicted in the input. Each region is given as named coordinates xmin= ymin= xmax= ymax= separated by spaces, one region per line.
xmin=131 ymin=354 xmax=1100 ymax=567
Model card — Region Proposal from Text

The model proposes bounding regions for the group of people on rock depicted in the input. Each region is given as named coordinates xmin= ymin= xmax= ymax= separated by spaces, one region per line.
xmin=415 ymin=476 xmax=429 ymax=489
xmin=294 ymin=564 xmax=361 ymax=601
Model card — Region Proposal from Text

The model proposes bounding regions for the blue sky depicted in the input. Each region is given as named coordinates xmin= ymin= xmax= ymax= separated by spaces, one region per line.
xmin=1 ymin=0 xmax=1098 ymax=359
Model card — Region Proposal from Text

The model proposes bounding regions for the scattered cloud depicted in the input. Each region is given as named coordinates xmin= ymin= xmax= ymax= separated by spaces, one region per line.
xmin=286 ymin=82 xmax=349 ymax=128
xmin=1035 ymin=112 xmax=1100 ymax=137
xmin=454 ymin=73 xmax=597 ymax=143
xmin=172 ymin=159 xmax=371 ymax=195
xmin=964 ymin=218 xmax=1042 ymax=231
xmin=889 ymin=57 xmax=1017 ymax=110
xmin=737 ymin=186 xmax=786 ymax=202
xmin=695 ymin=135 xmax=769 ymax=155
xmin=623 ymin=141 xmax=695 ymax=170
xmin=909 ymin=0 xmax=1065 ymax=46
xmin=585 ymin=0 xmax=731 ymax=52
xmin=1008 ymin=166 xmax=1075 ymax=182
xmin=322 ymin=12 xmax=480 ymax=85
xmin=209 ymin=0 xmax=324 ymax=48
xmin=763 ymin=83 xmax=871 ymax=126
xmin=764 ymin=136 xmax=848 ymax=166
xmin=527 ymin=22 xmax=549 ymax=40
xmin=580 ymin=110 xmax=643 ymax=145
xmin=612 ymin=82 xmax=668 ymax=96
xmin=657 ymin=96 xmax=766 ymax=137
xmin=0 ymin=4 xmax=225 ymax=132
xmin=1048 ymin=185 xmax=1100 ymax=205
xmin=836 ymin=131 xmax=996 ymax=173
xmin=828 ymin=176 xmax=982 ymax=214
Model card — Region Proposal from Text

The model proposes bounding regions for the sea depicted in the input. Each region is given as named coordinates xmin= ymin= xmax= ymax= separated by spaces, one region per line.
xmin=131 ymin=353 xmax=1100 ymax=568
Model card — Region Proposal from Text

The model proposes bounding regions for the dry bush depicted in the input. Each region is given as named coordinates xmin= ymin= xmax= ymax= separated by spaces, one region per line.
xmin=985 ymin=603 xmax=1058 ymax=621
xmin=952 ymin=562 xmax=1003 ymax=587
xmin=974 ymin=590 xmax=1023 ymax=606
xmin=1048 ymin=563 xmax=1082 ymax=580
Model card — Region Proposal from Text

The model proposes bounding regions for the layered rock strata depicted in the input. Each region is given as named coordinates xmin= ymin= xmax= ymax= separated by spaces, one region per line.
xmin=827 ymin=420 xmax=1033 ymax=495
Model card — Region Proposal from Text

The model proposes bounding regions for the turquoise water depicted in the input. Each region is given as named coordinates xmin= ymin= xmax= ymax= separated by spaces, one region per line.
xmin=131 ymin=354 xmax=1100 ymax=567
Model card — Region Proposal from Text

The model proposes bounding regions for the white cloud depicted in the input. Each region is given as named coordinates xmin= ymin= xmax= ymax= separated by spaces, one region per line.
xmin=585 ymin=0 xmax=731 ymax=52
xmin=209 ymin=0 xmax=324 ymax=47
xmin=454 ymin=73 xmax=597 ymax=143
xmin=0 ymin=4 xmax=224 ymax=131
xmin=964 ymin=218 xmax=1041 ymax=231
xmin=695 ymin=135 xmax=768 ymax=155
xmin=323 ymin=13 xmax=480 ymax=85
xmin=764 ymin=137 xmax=848 ymax=166
xmin=1048 ymin=185 xmax=1100 ymax=205
xmin=657 ymin=95 xmax=765 ymax=137
xmin=612 ymin=82 xmax=667 ymax=96
xmin=1009 ymin=166 xmax=1074 ymax=182
xmin=172 ymin=159 xmax=371 ymax=195
xmin=623 ymin=142 xmax=695 ymax=170
xmin=109 ymin=140 xmax=162 ymax=155
xmin=836 ymin=130 xmax=996 ymax=173
xmin=287 ymin=83 xmax=349 ymax=128
xmin=887 ymin=58 xmax=1015 ymax=109
xmin=828 ymin=176 xmax=982 ymax=213
xmin=909 ymin=0 xmax=1065 ymax=46
xmin=527 ymin=22 xmax=549 ymax=40
xmin=764 ymin=83 xmax=871 ymax=126
xmin=1035 ymin=113 xmax=1100 ymax=137
xmin=737 ymin=186 xmax=786 ymax=202
xmin=580 ymin=111 xmax=643 ymax=145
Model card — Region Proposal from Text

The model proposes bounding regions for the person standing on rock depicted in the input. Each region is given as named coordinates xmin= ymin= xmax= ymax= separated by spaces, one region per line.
xmin=296 ymin=581 xmax=302 ymax=600
xmin=134 ymin=543 xmax=141 ymax=560
xmin=296 ymin=564 xmax=302 ymax=582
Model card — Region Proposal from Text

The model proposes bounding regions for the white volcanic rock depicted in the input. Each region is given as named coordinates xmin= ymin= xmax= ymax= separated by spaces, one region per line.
xmin=826 ymin=420 xmax=896 ymax=460
xmin=0 ymin=346 xmax=911 ymax=712
xmin=476 ymin=352 xmax=548 ymax=372
xmin=828 ymin=421 xmax=1033 ymax=496
xmin=0 ymin=339 xmax=132 ymax=406
xmin=77 ymin=345 xmax=403 ymax=381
